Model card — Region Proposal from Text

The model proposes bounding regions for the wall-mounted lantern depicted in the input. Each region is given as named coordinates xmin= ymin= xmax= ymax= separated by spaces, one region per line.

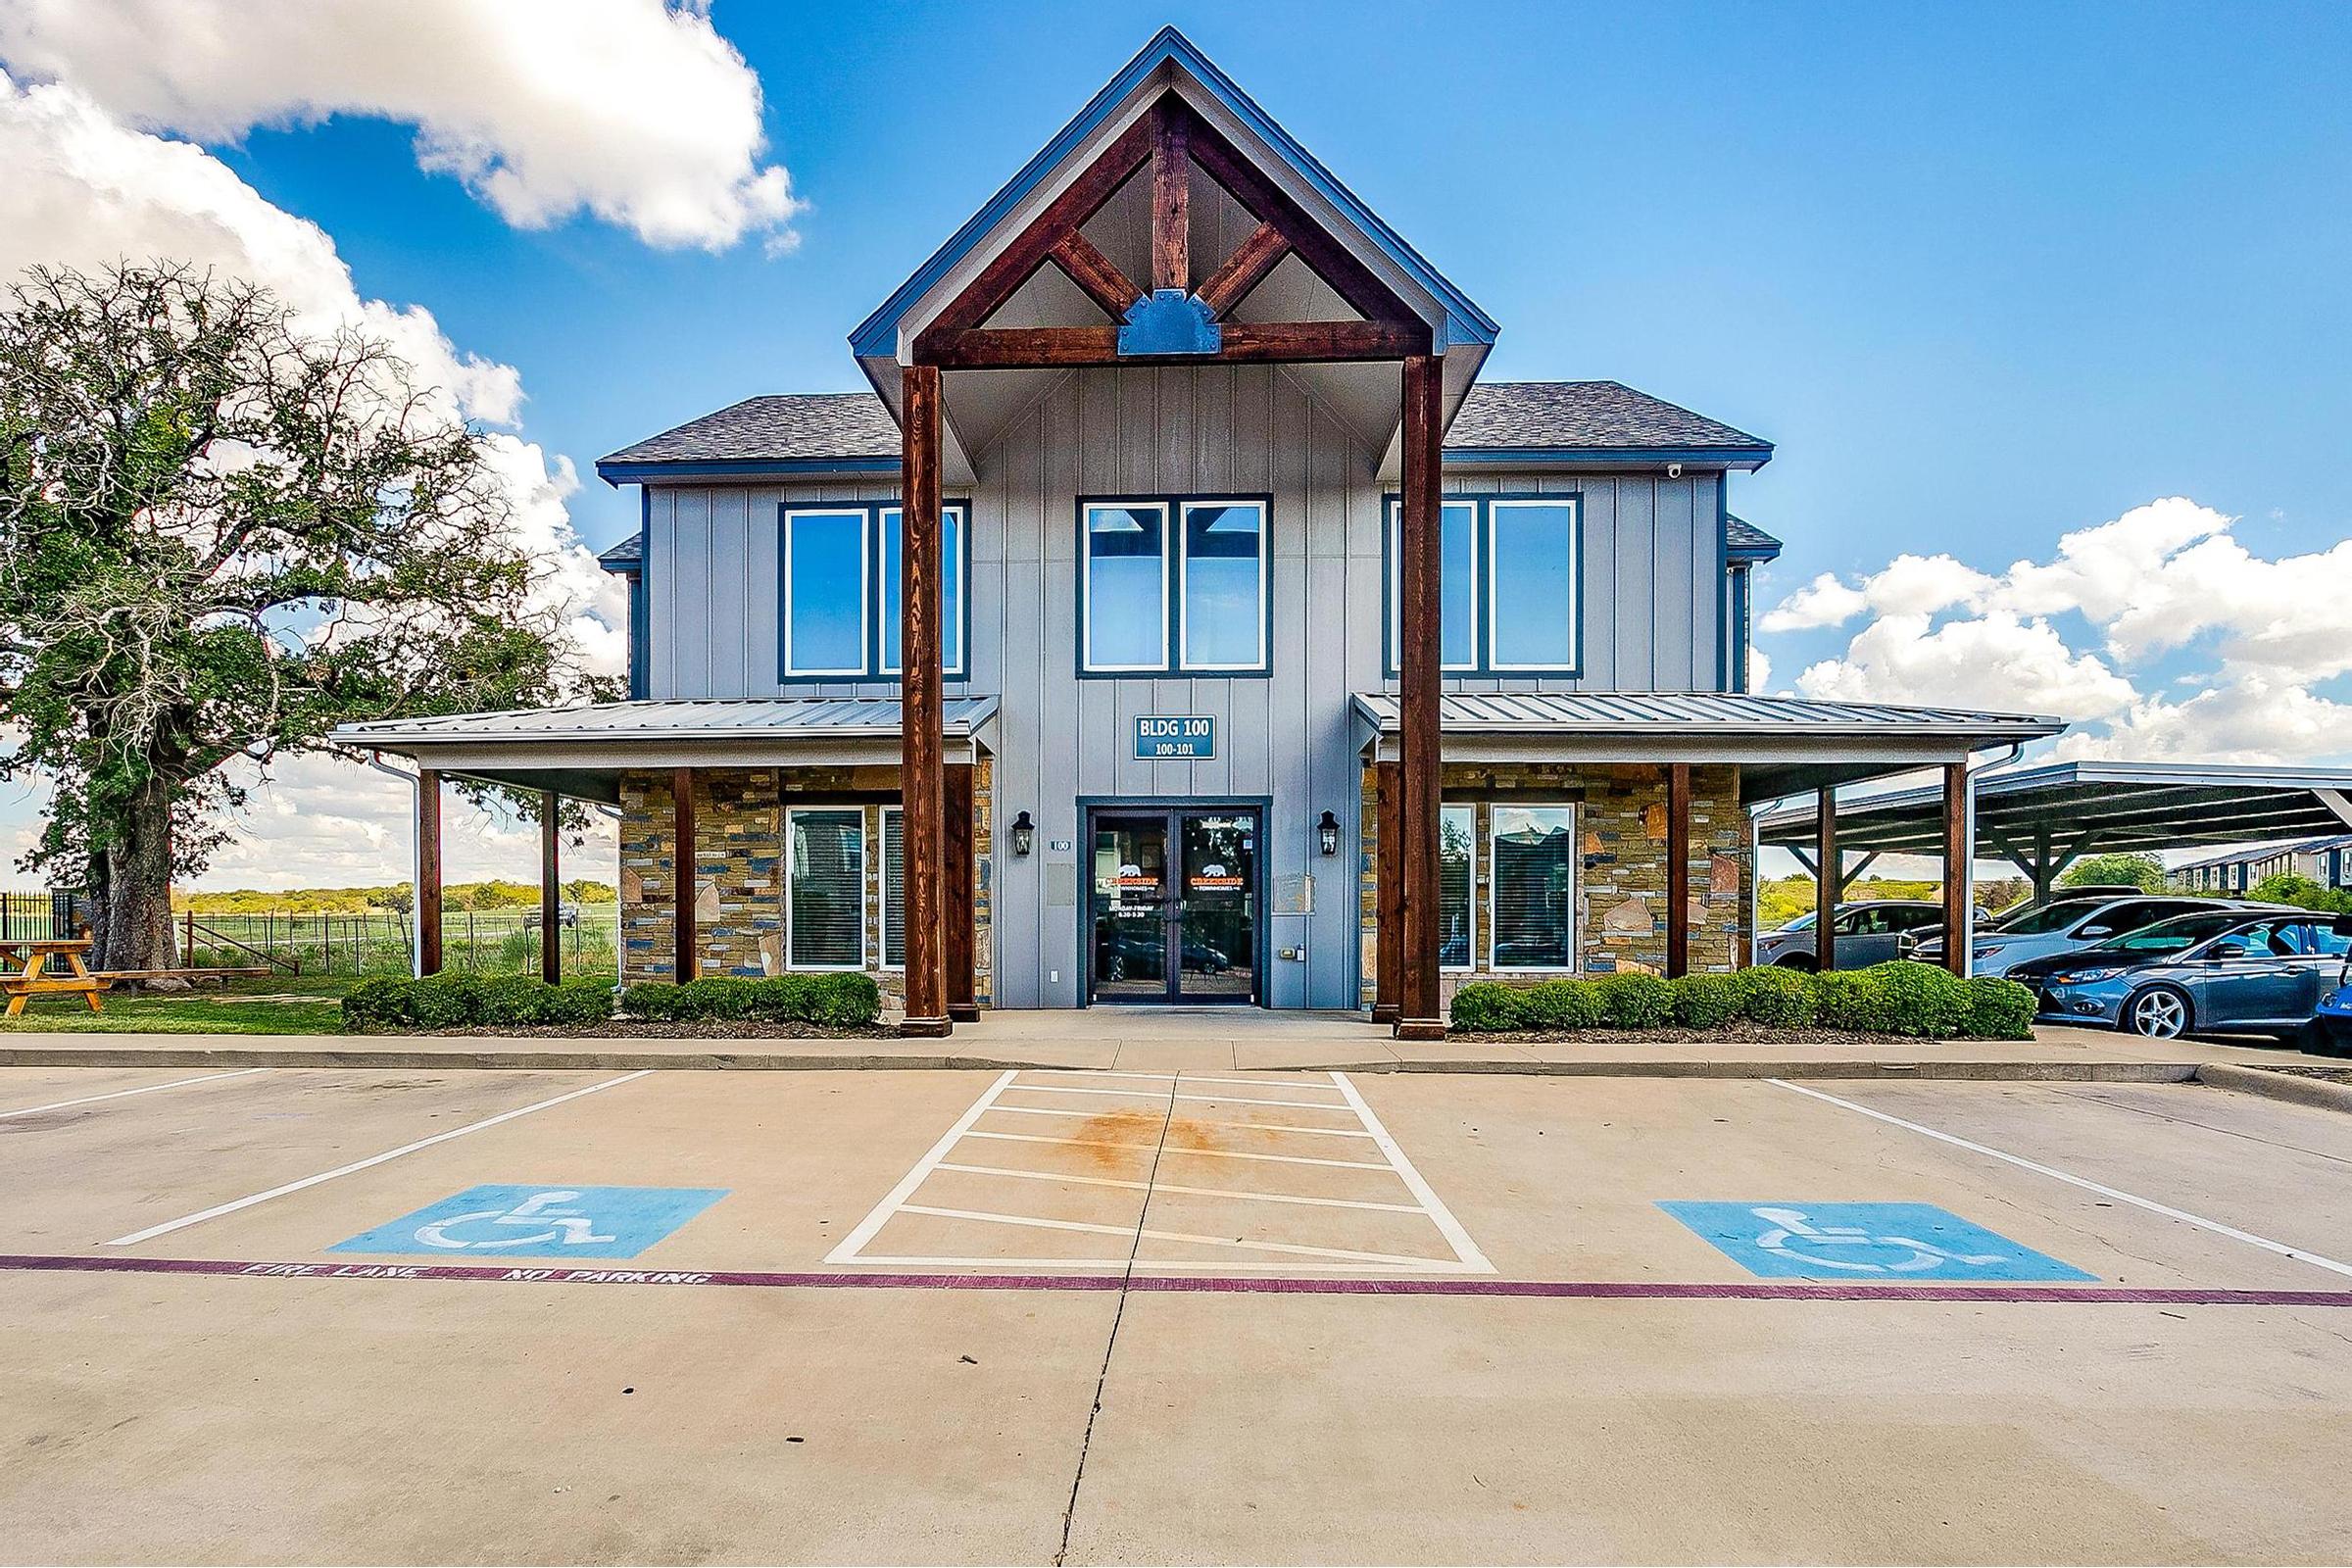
xmin=1317 ymin=809 xmax=1341 ymax=858
xmin=1010 ymin=810 xmax=1036 ymax=857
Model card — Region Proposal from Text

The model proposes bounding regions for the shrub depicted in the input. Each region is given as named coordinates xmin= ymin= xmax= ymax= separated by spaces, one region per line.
xmin=1449 ymin=981 xmax=1525 ymax=1032
xmin=619 ymin=981 xmax=696 ymax=1021
xmin=618 ymin=972 xmax=880 ymax=1027
xmin=677 ymin=977 xmax=758 ymax=1019
xmin=1960 ymin=975 xmax=2037 ymax=1040
xmin=1733 ymin=964 xmax=1818 ymax=1028
xmin=476 ymin=974 xmax=555 ymax=1026
xmin=1865 ymin=961 xmax=1973 ymax=1037
xmin=802 ymin=971 xmax=882 ymax=1027
xmin=1520 ymin=977 xmax=1606 ymax=1030
xmin=1669 ymin=973 xmax=1740 ymax=1029
xmin=1594 ymin=971 xmax=1676 ymax=1029
xmin=340 ymin=977 xmax=408 ymax=1030
xmin=1811 ymin=969 xmax=1895 ymax=1033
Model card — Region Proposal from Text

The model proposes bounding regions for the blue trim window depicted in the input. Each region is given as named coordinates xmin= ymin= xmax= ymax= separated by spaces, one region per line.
xmin=776 ymin=502 xmax=967 ymax=683
xmin=1385 ymin=493 xmax=1582 ymax=677
xmin=1079 ymin=494 xmax=1272 ymax=675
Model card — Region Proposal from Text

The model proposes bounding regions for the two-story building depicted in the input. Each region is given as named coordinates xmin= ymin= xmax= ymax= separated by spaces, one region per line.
xmin=341 ymin=29 xmax=2058 ymax=1032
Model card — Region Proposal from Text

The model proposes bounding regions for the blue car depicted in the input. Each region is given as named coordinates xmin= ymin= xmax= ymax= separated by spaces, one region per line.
xmin=2009 ymin=908 xmax=2352 ymax=1040
xmin=2306 ymin=963 xmax=2352 ymax=1056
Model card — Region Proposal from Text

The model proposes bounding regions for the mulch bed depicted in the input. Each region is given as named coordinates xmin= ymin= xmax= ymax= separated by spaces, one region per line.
xmin=385 ymin=1020 xmax=899 ymax=1040
xmin=1458 ymin=1026 xmax=2009 ymax=1045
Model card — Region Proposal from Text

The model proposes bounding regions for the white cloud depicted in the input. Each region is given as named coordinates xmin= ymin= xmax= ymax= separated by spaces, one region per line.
xmin=1762 ymin=495 xmax=2352 ymax=765
xmin=0 ymin=67 xmax=625 ymax=890
xmin=0 ymin=0 xmax=801 ymax=251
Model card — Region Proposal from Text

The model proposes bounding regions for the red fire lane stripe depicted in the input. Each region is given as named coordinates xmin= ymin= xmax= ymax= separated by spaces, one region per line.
xmin=3 ymin=1253 xmax=2350 ymax=1306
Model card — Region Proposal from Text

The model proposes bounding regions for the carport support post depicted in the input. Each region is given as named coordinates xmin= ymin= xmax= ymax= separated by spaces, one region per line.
xmin=1373 ymin=760 xmax=1400 ymax=1024
xmin=1814 ymin=787 xmax=1838 ymax=972
xmin=900 ymin=363 xmax=951 ymax=1038
xmin=1943 ymin=762 xmax=1975 ymax=978
xmin=416 ymin=768 xmax=443 ymax=978
xmin=539 ymin=790 xmax=561 ymax=985
xmin=1395 ymin=353 xmax=1446 ymax=1040
xmin=1666 ymin=763 xmax=1691 ymax=978
xmin=946 ymin=762 xmax=978 ymax=1021
xmin=672 ymin=766 xmax=697 ymax=981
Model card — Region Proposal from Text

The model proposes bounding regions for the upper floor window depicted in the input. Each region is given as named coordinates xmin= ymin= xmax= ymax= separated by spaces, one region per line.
xmin=779 ymin=501 xmax=965 ymax=681
xmin=1080 ymin=495 xmax=1270 ymax=675
xmin=1385 ymin=493 xmax=1583 ymax=676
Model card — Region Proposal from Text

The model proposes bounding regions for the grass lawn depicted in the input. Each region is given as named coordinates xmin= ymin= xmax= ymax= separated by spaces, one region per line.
xmin=0 ymin=973 xmax=354 ymax=1035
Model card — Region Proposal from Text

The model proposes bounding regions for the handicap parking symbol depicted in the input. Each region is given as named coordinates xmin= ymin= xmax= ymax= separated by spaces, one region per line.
xmin=330 ymin=1185 xmax=727 ymax=1260
xmin=1658 ymin=1201 xmax=2094 ymax=1282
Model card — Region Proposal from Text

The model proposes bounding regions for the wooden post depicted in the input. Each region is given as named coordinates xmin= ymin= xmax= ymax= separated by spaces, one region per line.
xmin=672 ymin=766 xmax=697 ymax=981
xmin=1942 ymin=761 xmax=1972 ymax=978
xmin=946 ymin=762 xmax=978 ymax=1021
xmin=416 ymin=768 xmax=443 ymax=977
xmin=540 ymin=790 xmax=561 ymax=985
xmin=901 ymin=364 xmax=951 ymax=1037
xmin=1666 ymin=763 xmax=1691 ymax=978
xmin=1813 ymin=786 xmax=1837 ymax=973
xmin=1373 ymin=760 xmax=1400 ymax=1023
xmin=1395 ymin=353 xmax=1446 ymax=1039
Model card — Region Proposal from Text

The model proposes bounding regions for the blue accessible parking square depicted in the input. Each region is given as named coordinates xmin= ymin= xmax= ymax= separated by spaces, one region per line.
xmin=330 ymin=1185 xmax=727 ymax=1260
xmin=1659 ymin=1201 xmax=2094 ymax=1282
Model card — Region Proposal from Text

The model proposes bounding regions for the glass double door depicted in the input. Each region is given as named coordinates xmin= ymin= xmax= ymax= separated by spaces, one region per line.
xmin=1089 ymin=808 xmax=1259 ymax=1004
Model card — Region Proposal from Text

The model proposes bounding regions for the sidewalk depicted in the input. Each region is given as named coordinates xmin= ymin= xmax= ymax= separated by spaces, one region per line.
xmin=0 ymin=1008 xmax=2307 ymax=1078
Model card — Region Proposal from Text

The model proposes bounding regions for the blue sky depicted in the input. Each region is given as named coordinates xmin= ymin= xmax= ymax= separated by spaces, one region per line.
xmin=4 ymin=1 xmax=2349 ymax=886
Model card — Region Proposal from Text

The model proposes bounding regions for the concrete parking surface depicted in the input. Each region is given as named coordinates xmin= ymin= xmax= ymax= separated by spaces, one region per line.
xmin=2 ymin=1062 xmax=2350 ymax=1563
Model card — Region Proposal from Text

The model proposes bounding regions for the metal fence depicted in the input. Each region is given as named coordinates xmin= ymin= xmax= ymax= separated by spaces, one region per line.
xmin=0 ymin=891 xmax=82 ymax=942
xmin=180 ymin=907 xmax=621 ymax=978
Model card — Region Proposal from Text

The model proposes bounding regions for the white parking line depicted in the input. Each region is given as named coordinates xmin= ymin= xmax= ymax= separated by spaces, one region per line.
xmin=106 ymin=1071 xmax=654 ymax=1248
xmin=1770 ymin=1078 xmax=2352 ymax=1281
xmin=828 ymin=1068 xmax=1493 ymax=1273
xmin=0 ymin=1068 xmax=264 ymax=1120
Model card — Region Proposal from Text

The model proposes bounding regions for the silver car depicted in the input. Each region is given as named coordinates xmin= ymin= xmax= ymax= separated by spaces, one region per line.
xmin=2017 ymin=910 xmax=2352 ymax=1039
xmin=1756 ymin=900 xmax=1956 ymax=971
xmin=1914 ymin=894 xmax=2250 ymax=978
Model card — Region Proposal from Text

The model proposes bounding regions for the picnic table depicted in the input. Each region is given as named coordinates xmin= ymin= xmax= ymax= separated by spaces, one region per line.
xmin=0 ymin=938 xmax=110 ymax=1017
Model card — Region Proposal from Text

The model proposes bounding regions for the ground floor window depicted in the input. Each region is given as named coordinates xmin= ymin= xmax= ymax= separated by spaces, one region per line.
xmin=1440 ymin=804 xmax=1474 ymax=971
xmin=1489 ymin=804 xmax=1577 ymax=971
xmin=787 ymin=808 xmax=865 ymax=968
xmin=880 ymin=807 xmax=906 ymax=970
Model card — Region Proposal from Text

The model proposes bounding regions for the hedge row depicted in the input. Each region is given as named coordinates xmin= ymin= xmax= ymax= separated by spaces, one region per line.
xmin=343 ymin=974 xmax=617 ymax=1030
xmin=617 ymin=973 xmax=880 ymax=1028
xmin=1450 ymin=963 xmax=2035 ymax=1039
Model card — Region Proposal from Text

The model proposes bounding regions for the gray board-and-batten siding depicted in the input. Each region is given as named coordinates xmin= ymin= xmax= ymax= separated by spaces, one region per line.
xmin=639 ymin=363 xmax=1730 ymax=1008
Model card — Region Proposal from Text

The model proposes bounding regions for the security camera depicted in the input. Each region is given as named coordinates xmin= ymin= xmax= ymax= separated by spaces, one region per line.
xmin=1666 ymin=462 xmax=1684 ymax=479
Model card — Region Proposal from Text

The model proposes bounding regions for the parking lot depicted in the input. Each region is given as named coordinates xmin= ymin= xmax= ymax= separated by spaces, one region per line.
xmin=4 ymin=1061 xmax=2351 ymax=1562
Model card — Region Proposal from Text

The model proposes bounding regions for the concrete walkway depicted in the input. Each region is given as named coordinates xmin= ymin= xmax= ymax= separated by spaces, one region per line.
xmin=0 ymin=1007 xmax=2310 ymax=1079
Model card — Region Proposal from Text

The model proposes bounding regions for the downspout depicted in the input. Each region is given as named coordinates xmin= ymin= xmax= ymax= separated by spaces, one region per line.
xmin=1953 ymin=743 xmax=2025 ymax=979
xmin=364 ymin=753 xmax=424 ymax=978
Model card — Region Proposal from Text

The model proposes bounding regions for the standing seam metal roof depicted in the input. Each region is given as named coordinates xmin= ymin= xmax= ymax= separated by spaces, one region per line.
xmin=1351 ymin=691 xmax=2059 ymax=735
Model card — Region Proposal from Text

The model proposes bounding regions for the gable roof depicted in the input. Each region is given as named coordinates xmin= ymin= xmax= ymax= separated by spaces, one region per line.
xmin=1446 ymin=381 xmax=1770 ymax=460
xmin=598 ymin=381 xmax=1763 ymax=480
xmin=850 ymin=27 xmax=1495 ymax=365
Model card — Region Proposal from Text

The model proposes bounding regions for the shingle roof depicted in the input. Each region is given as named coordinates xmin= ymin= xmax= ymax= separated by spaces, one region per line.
xmin=597 ymin=380 xmax=1770 ymax=474
xmin=1447 ymin=381 xmax=1769 ymax=454
xmin=1726 ymin=514 xmax=1783 ymax=562
xmin=599 ymin=393 xmax=901 ymax=470
xmin=596 ymin=533 xmax=642 ymax=571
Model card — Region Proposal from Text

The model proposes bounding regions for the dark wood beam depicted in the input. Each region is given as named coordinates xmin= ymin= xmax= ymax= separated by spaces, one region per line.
xmin=1048 ymin=230 xmax=1143 ymax=320
xmin=946 ymin=762 xmax=977 ymax=1022
xmin=672 ymin=766 xmax=697 ymax=981
xmin=913 ymin=110 xmax=1158 ymax=355
xmin=1396 ymin=354 xmax=1446 ymax=1040
xmin=1172 ymin=98 xmax=1426 ymax=330
xmin=1151 ymin=109 xmax=1189 ymax=291
xmin=540 ymin=790 xmax=561 ymax=985
xmin=1942 ymin=762 xmax=1971 ymax=977
xmin=416 ymin=769 xmax=442 ymax=977
xmin=1666 ymin=763 xmax=1691 ymax=979
xmin=1373 ymin=760 xmax=1400 ymax=1024
xmin=1814 ymin=787 xmax=1838 ymax=974
xmin=901 ymin=364 xmax=951 ymax=1037
xmin=1197 ymin=220 xmax=1290 ymax=318
xmin=919 ymin=318 xmax=1427 ymax=370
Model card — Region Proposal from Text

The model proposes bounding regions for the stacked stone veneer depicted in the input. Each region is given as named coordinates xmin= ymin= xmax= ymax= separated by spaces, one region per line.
xmin=619 ymin=760 xmax=993 ymax=1013
xmin=1357 ymin=761 xmax=1750 ymax=1005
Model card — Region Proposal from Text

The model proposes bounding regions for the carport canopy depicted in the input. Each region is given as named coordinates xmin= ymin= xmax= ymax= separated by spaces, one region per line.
xmin=1755 ymin=760 xmax=2352 ymax=896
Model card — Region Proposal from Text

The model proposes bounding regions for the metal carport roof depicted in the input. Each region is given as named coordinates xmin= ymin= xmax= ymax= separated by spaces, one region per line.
xmin=1754 ymin=760 xmax=2352 ymax=889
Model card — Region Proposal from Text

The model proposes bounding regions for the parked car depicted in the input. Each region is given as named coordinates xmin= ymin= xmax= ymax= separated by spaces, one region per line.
xmin=1756 ymin=901 xmax=1968 ymax=971
xmin=2008 ymin=909 xmax=2350 ymax=1038
xmin=1901 ymin=884 xmax=2153 ymax=958
xmin=1908 ymin=894 xmax=2254 ymax=978
xmin=2304 ymin=958 xmax=2352 ymax=1055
